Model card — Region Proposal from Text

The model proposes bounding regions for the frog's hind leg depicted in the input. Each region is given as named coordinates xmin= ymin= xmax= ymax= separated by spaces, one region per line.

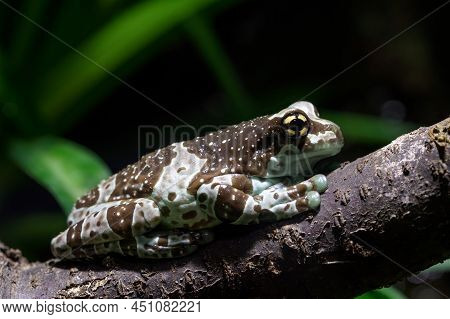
xmin=66 ymin=175 xmax=118 ymax=226
xmin=51 ymin=198 xmax=161 ymax=259
xmin=68 ymin=229 xmax=214 ymax=259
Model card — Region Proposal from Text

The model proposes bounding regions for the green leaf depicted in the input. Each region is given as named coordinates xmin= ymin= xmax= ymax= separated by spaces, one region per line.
xmin=9 ymin=136 xmax=110 ymax=214
xmin=37 ymin=0 xmax=218 ymax=122
xmin=356 ymin=287 xmax=406 ymax=299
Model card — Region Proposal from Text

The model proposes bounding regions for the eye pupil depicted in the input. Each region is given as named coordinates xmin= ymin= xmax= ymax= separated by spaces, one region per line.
xmin=289 ymin=118 xmax=305 ymax=130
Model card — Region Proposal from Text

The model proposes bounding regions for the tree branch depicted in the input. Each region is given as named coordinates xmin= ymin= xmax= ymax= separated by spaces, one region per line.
xmin=1 ymin=118 xmax=449 ymax=298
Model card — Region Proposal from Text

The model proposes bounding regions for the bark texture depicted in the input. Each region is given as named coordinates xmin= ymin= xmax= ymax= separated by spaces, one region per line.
xmin=0 ymin=118 xmax=449 ymax=298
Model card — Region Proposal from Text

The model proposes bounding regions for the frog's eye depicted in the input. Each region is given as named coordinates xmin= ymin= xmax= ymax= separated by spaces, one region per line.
xmin=282 ymin=113 xmax=309 ymax=137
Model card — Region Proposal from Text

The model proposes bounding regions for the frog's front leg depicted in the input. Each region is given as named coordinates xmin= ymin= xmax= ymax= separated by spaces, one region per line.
xmin=51 ymin=198 xmax=161 ymax=259
xmin=197 ymin=174 xmax=327 ymax=225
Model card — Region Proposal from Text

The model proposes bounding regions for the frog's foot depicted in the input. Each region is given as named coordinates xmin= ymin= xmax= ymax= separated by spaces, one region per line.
xmin=197 ymin=174 xmax=327 ymax=225
xmin=256 ymin=190 xmax=321 ymax=222
xmin=51 ymin=198 xmax=161 ymax=259
xmin=250 ymin=174 xmax=327 ymax=210
xmin=284 ymin=174 xmax=327 ymax=198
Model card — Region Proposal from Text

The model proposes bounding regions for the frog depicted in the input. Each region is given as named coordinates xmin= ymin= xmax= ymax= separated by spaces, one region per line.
xmin=51 ymin=101 xmax=344 ymax=259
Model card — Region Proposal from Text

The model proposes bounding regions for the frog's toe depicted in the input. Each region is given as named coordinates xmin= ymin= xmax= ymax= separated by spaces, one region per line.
xmin=311 ymin=174 xmax=328 ymax=193
xmin=306 ymin=191 xmax=321 ymax=210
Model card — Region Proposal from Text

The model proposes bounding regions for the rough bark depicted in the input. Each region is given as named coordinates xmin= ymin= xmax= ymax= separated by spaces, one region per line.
xmin=0 ymin=118 xmax=449 ymax=299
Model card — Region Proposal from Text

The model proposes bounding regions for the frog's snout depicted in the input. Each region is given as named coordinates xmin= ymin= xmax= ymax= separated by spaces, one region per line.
xmin=332 ymin=124 xmax=345 ymax=149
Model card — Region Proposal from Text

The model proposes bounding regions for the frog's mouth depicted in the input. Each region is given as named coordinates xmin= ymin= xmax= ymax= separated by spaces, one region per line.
xmin=265 ymin=140 xmax=344 ymax=179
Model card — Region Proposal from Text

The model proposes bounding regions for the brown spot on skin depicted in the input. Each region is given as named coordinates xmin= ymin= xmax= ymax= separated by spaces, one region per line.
xmin=231 ymin=175 xmax=253 ymax=194
xmin=177 ymin=167 xmax=186 ymax=173
xmin=90 ymin=230 xmax=96 ymax=238
xmin=66 ymin=222 xmax=83 ymax=248
xmin=96 ymin=221 xmax=101 ymax=227
xmin=287 ymin=183 xmax=308 ymax=199
xmin=157 ymin=237 xmax=169 ymax=247
xmin=297 ymin=183 xmax=307 ymax=194
xmin=273 ymin=193 xmax=279 ymax=200
xmin=295 ymin=198 xmax=308 ymax=212
xmin=197 ymin=193 xmax=208 ymax=202
xmin=214 ymin=185 xmax=248 ymax=223
xmin=106 ymin=203 xmax=135 ymax=238
xmin=199 ymin=204 xmax=207 ymax=210
xmin=182 ymin=211 xmax=197 ymax=220
xmin=168 ymin=192 xmax=176 ymax=201
xmin=75 ymin=187 xmax=99 ymax=208
xmin=287 ymin=190 xmax=298 ymax=199
xmin=187 ymin=173 xmax=215 ymax=195
xmin=85 ymin=222 xmax=90 ymax=229
xmin=284 ymin=204 xmax=290 ymax=211
xmin=254 ymin=205 xmax=262 ymax=212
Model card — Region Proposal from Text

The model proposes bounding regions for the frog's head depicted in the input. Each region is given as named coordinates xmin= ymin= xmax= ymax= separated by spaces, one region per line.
xmin=263 ymin=101 xmax=344 ymax=177
xmin=235 ymin=101 xmax=343 ymax=178
xmin=198 ymin=101 xmax=343 ymax=179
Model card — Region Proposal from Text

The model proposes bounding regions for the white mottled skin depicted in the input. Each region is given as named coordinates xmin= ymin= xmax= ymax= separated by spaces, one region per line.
xmin=51 ymin=101 xmax=344 ymax=259
xmin=153 ymin=143 xmax=209 ymax=229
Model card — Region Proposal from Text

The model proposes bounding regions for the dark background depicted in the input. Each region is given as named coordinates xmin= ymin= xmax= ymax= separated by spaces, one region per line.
xmin=0 ymin=0 xmax=449 ymax=298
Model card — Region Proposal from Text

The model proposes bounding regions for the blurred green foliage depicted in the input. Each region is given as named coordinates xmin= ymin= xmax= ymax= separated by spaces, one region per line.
xmin=9 ymin=136 xmax=110 ymax=213
xmin=357 ymin=287 xmax=406 ymax=299
xmin=0 ymin=0 xmax=443 ymax=298
xmin=38 ymin=0 xmax=218 ymax=123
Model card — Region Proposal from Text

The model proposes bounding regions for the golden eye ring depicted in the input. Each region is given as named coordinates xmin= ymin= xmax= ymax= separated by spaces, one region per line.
xmin=282 ymin=113 xmax=309 ymax=137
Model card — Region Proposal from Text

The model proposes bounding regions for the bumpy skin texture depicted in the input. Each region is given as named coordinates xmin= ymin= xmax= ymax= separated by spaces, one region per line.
xmin=51 ymin=101 xmax=344 ymax=259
